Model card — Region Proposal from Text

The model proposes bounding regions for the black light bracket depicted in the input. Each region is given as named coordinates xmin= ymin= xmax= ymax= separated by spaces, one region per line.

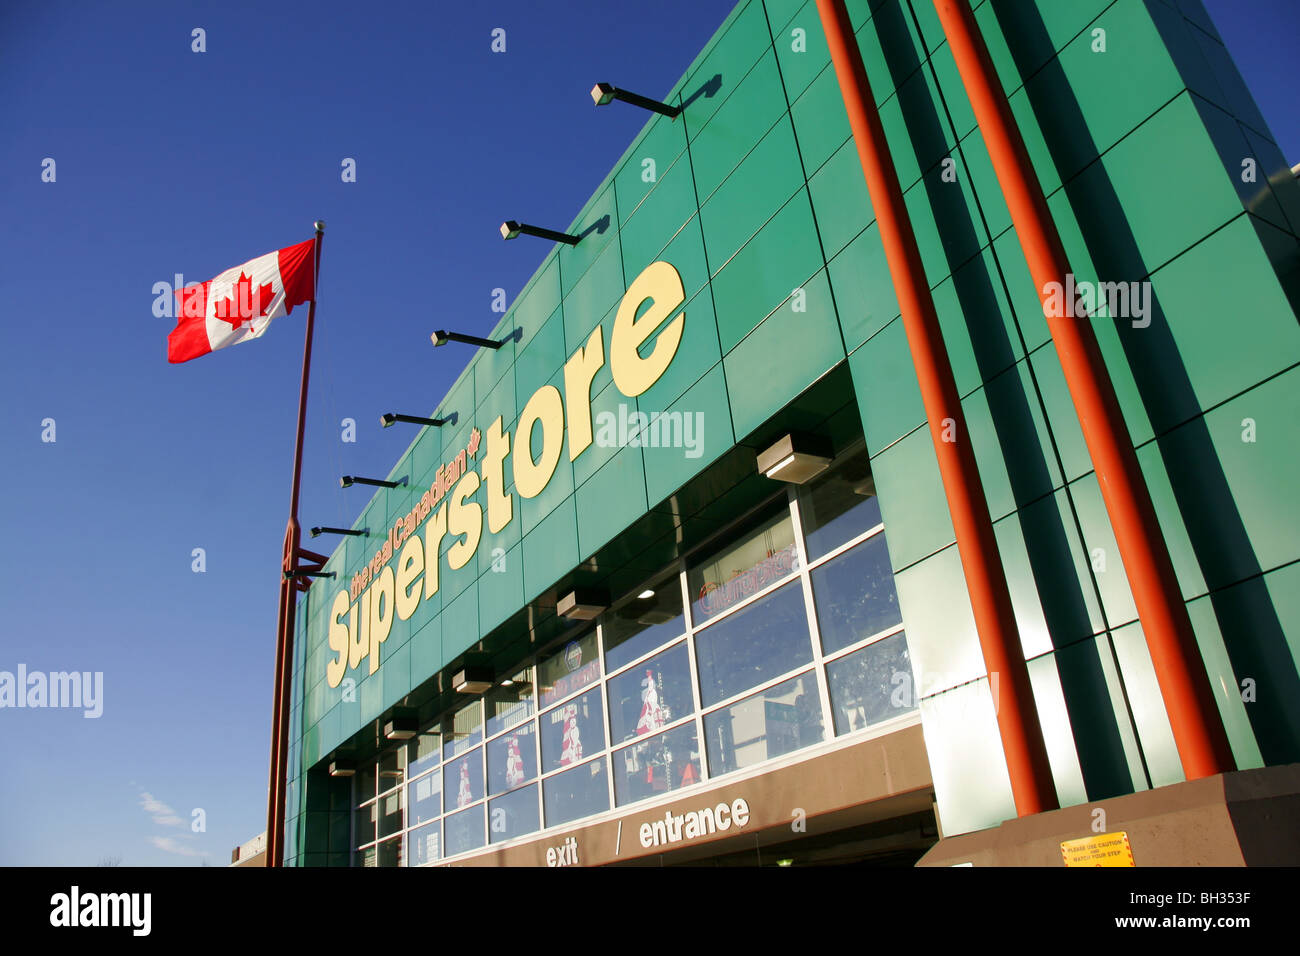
xmin=590 ymin=82 xmax=681 ymax=118
xmin=310 ymin=526 xmax=369 ymax=538
xmin=382 ymin=412 xmax=449 ymax=428
xmin=340 ymin=475 xmax=408 ymax=489
xmin=499 ymin=220 xmax=581 ymax=245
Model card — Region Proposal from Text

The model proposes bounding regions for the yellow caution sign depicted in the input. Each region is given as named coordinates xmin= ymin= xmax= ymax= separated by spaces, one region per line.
xmin=1061 ymin=831 xmax=1136 ymax=867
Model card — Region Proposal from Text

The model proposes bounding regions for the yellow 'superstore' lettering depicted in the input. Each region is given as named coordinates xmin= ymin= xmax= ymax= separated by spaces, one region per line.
xmin=324 ymin=260 xmax=686 ymax=688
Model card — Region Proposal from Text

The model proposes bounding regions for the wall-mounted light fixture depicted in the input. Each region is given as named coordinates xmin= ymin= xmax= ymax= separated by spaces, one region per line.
xmin=452 ymin=665 xmax=494 ymax=696
xmin=590 ymin=82 xmax=681 ymax=118
xmin=383 ymin=711 xmax=419 ymax=741
xmin=381 ymin=412 xmax=449 ymax=428
xmin=328 ymin=758 xmax=356 ymax=777
xmin=431 ymin=330 xmax=508 ymax=350
xmin=757 ymin=433 xmax=833 ymax=484
xmin=340 ymin=475 xmax=408 ymax=489
xmin=557 ymin=587 xmax=609 ymax=621
xmin=284 ymin=569 xmax=336 ymax=580
xmin=499 ymin=220 xmax=581 ymax=245
xmin=310 ymin=526 xmax=367 ymax=538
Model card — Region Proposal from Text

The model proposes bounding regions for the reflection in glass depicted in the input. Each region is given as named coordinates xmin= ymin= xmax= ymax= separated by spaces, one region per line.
xmin=488 ymin=784 xmax=540 ymax=843
xmin=486 ymin=668 xmax=534 ymax=737
xmin=407 ymin=821 xmax=441 ymax=866
xmin=376 ymin=835 xmax=402 ymax=867
xmin=540 ymin=688 xmax=605 ymax=773
xmin=407 ymin=731 xmax=441 ymax=779
xmin=613 ymin=722 xmax=702 ymax=807
xmin=537 ymin=629 xmax=601 ymax=709
xmin=356 ymin=762 xmax=376 ymax=805
xmin=543 ymin=757 xmax=609 ymax=828
xmin=704 ymin=671 xmax=824 ymax=775
xmin=487 ymin=721 xmax=537 ymax=795
xmin=602 ymin=573 xmax=685 ymax=673
xmin=826 ymin=632 xmax=917 ymax=735
xmin=353 ymin=801 xmax=377 ymax=849
xmin=693 ymin=581 xmax=813 ymax=707
xmin=797 ymin=446 xmax=881 ymax=560
xmin=443 ymin=804 xmax=485 ymax=857
xmin=443 ymin=748 xmax=484 ymax=814
xmin=443 ymin=700 xmax=483 ymax=758
xmin=378 ymin=788 xmax=404 ymax=838
xmin=378 ymin=744 xmax=407 ymax=791
xmin=607 ymin=642 xmax=693 ymax=743
xmin=687 ymin=505 xmax=797 ymax=624
xmin=407 ymin=771 xmax=441 ymax=828
xmin=810 ymin=534 xmax=901 ymax=655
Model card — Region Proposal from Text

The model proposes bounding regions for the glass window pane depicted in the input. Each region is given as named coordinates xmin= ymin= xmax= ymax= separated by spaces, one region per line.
xmin=693 ymin=581 xmax=813 ymax=707
xmin=704 ymin=671 xmax=824 ymax=776
xmin=487 ymin=721 xmax=538 ymax=795
xmin=378 ymin=743 xmax=407 ymax=789
xmin=376 ymin=835 xmax=402 ymax=867
xmin=607 ymin=642 xmax=694 ymax=744
xmin=541 ymin=688 xmax=606 ymax=773
xmin=443 ymin=747 xmax=484 ymax=813
xmin=357 ymin=845 xmax=376 ymax=867
xmin=797 ymin=447 xmax=882 ymax=560
xmin=443 ymin=804 xmax=485 ymax=857
xmin=537 ymin=629 xmax=601 ymax=709
xmin=489 ymin=784 xmax=540 ymax=843
xmin=603 ymin=573 xmax=685 ymax=672
xmin=356 ymin=762 xmax=377 ymax=805
xmin=612 ymin=722 xmax=703 ymax=807
xmin=543 ymin=757 xmax=610 ymax=827
xmin=826 ymin=632 xmax=917 ymax=735
xmin=407 ymin=821 xmax=441 ymax=866
xmin=686 ymin=505 xmax=798 ymax=625
xmin=443 ymin=700 xmax=483 ymax=758
xmin=353 ymin=801 xmax=376 ymax=849
xmin=407 ymin=731 xmax=441 ymax=778
xmin=485 ymin=668 xmax=534 ymax=737
xmin=810 ymin=534 xmax=902 ymax=655
xmin=406 ymin=770 xmax=442 ymax=828
xmin=378 ymin=787 xmax=404 ymax=839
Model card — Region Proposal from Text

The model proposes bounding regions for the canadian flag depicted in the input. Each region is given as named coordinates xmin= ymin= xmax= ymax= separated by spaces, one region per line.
xmin=167 ymin=238 xmax=315 ymax=363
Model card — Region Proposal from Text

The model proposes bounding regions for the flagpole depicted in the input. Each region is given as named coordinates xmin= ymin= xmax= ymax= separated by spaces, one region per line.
xmin=266 ymin=220 xmax=325 ymax=867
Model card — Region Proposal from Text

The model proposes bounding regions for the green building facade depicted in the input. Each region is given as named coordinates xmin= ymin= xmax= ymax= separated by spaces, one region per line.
xmin=284 ymin=0 xmax=1300 ymax=866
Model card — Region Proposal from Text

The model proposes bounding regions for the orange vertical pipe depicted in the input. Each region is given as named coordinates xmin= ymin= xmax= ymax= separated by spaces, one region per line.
xmin=932 ymin=0 xmax=1233 ymax=778
xmin=815 ymin=0 xmax=1057 ymax=815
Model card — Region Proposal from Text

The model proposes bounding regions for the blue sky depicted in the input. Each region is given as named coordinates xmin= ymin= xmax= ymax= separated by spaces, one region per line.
xmin=0 ymin=0 xmax=1294 ymax=867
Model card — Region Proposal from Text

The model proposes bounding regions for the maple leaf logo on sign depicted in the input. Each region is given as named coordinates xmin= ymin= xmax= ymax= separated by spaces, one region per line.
xmin=467 ymin=427 xmax=482 ymax=457
xmin=213 ymin=272 xmax=275 ymax=332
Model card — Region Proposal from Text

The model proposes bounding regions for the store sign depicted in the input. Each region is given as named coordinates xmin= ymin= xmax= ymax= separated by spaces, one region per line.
xmin=325 ymin=261 xmax=688 ymax=688
xmin=637 ymin=797 xmax=751 ymax=849
xmin=545 ymin=835 xmax=580 ymax=867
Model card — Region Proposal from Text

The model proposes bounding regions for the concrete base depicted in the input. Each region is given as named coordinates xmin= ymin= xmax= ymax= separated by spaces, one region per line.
xmin=917 ymin=764 xmax=1300 ymax=866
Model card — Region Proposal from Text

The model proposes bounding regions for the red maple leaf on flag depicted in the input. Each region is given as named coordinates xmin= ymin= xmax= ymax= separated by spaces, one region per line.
xmin=467 ymin=427 xmax=482 ymax=458
xmin=213 ymin=272 xmax=275 ymax=331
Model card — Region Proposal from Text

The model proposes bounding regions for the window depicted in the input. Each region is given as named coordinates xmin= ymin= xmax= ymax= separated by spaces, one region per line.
xmin=487 ymin=721 xmax=537 ymax=795
xmin=537 ymin=629 xmax=601 ymax=709
xmin=407 ymin=821 xmax=441 ymax=866
xmin=826 ymin=631 xmax=916 ymax=735
xmin=810 ymin=534 xmax=901 ymax=655
xmin=443 ymin=700 xmax=483 ymax=758
xmin=443 ymin=748 xmax=484 ymax=814
xmin=407 ymin=769 xmax=441 ymax=828
xmin=797 ymin=446 xmax=881 ymax=560
xmin=704 ymin=671 xmax=824 ymax=776
xmin=489 ymin=784 xmax=540 ymax=843
xmin=444 ymin=804 xmax=485 ymax=857
xmin=406 ymin=732 xmax=441 ymax=779
xmin=378 ymin=787 xmax=404 ymax=839
xmin=607 ymin=642 xmax=693 ymax=744
xmin=602 ymin=572 xmax=685 ymax=672
xmin=543 ymin=757 xmax=609 ymax=827
xmin=540 ymin=688 xmax=606 ymax=773
xmin=693 ymin=580 xmax=813 ymax=707
xmin=485 ymin=668 xmax=533 ymax=737
xmin=687 ymin=505 xmax=797 ymax=624
xmin=612 ymin=722 xmax=702 ymax=807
